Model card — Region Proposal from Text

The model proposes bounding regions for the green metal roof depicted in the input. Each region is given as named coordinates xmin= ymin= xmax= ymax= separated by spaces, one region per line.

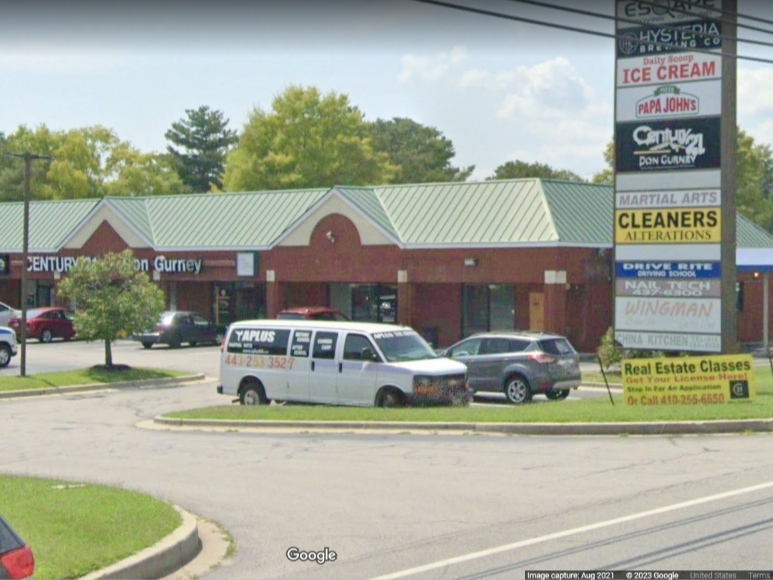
xmin=2 ymin=179 xmax=773 ymax=252
xmin=107 ymin=189 xmax=330 ymax=249
xmin=736 ymin=213 xmax=773 ymax=247
xmin=333 ymin=186 xmax=399 ymax=241
xmin=0 ymin=198 xmax=100 ymax=252
xmin=541 ymin=180 xmax=613 ymax=245
xmin=373 ymin=180 xmax=556 ymax=246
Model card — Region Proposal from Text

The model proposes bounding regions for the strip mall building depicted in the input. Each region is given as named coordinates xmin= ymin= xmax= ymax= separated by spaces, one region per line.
xmin=0 ymin=179 xmax=771 ymax=352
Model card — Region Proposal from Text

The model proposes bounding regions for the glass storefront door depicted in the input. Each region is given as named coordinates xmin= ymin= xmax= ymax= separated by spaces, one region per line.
xmin=350 ymin=284 xmax=398 ymax=323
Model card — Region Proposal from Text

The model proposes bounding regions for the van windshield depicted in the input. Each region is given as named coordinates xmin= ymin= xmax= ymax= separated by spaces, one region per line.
xmin=371 ymin=330 xmax=436 ymax=362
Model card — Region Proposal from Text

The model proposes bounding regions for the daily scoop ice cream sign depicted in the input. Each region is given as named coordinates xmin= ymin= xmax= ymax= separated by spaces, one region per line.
xmin=26 ymin=255 xmax=203 ymax=275
xmin=613 ymin=0 xmax=736 ymax=355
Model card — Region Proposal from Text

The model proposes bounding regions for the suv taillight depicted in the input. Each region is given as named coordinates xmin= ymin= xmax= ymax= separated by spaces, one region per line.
xmin=527 ymin=353 xmax=556 ymax=364
xmin=0 ymin=545 xmax=35 ymax=579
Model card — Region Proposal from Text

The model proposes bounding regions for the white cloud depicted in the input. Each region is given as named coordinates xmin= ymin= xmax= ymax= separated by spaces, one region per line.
xmin=397 ymin=45 xmax=468 ymax=83
xmin=453 ymin=57 xmax=612 ymax=174
xmin=739 ymin=68 xmax=773 ymax=115
xmin=0 ymin=49 xmax=121 ymax=75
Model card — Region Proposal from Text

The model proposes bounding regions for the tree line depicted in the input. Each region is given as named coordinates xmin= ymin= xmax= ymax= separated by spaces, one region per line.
xmin=3 ymin=83 xmax=773 ymax=232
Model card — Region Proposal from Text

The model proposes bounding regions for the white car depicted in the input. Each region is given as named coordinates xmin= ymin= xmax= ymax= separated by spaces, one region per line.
xmin=0 ymin=326 xmax=19 ymax=368
xmin=0 ymin=301 xmax=20 ymax=327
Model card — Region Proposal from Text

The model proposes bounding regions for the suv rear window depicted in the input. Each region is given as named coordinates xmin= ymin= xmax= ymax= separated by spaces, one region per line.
xmin=538 ymin=338 xmax=575 ymax=356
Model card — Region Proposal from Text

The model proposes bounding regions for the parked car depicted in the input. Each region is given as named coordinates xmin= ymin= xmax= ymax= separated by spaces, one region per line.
xmin=0 ymin=302 xmax=20 ymax=327
xmin=277 ymin=306 xmax=350 ymax=321
xmin=0 ymin=327 xmax=18 ymax=368
xmin=131 ymin=310 xmax=226 ymax=349
xmin=7 ymin=307 xmax=75 ymax=343
xmin=439 ymin=331 xmax=581 ymax=404
xmin=0 ymin=514 xmax=34 ymax=579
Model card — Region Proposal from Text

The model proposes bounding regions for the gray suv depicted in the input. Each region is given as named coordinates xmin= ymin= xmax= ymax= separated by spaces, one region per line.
xmin=440 ymin=331 xmax=581 ymax=404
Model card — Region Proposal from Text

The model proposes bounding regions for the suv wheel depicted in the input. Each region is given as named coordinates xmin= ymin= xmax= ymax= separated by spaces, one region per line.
xmin=504 ymin=375 xmax=532 ymax=405
xmin=546 ymin=388 xmax=570 ymax=400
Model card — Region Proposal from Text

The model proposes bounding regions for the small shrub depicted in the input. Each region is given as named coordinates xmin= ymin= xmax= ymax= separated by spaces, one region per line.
xmin=596 ymin=327 xmax=665 ymax=370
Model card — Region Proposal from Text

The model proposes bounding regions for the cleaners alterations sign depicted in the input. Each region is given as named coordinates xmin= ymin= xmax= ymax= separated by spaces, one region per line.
xmin=615 ymin=207 xmax=720 ymax=243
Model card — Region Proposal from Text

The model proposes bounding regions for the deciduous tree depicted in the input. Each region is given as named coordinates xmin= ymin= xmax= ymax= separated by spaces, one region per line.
xmin=223 ymin=85 xmax=396 ymax=191
xmin=488 ymin=160 xmax=587 ymax=182
xmin=165 ymin=105 xmax=237 ymax=192
xmin=0 ymin=124 xmax=184 ymax=201
xmin=369 ymin=117 xmax=474 ymax=183
xmin=57 ymin=250 xmax=165 ymax=368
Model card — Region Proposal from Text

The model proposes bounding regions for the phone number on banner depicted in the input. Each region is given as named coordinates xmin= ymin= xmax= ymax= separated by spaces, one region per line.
xmin=627 ymin=393 xmax=725 ymax=405
xmin=224 ymin=354 xmax=295 ymax=370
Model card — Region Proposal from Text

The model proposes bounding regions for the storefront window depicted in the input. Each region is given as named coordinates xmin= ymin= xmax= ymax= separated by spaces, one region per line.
xmin=350 ymin=284 xmax=398 ymax=323
xmin=462 ymin=284 xmax=514 ymax=337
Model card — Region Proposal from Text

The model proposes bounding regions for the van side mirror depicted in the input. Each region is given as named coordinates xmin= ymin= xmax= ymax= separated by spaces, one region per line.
xmin=361 ymin=347 xmax=379 ymax=362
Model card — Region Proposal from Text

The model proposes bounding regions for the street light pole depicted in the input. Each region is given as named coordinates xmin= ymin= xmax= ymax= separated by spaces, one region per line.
xmin=3 ymin=151 xmax=53 ymax=377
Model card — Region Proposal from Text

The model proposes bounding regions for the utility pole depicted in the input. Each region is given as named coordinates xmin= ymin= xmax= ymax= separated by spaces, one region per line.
xmin=2 ymin=151 xmax=53 ymax=376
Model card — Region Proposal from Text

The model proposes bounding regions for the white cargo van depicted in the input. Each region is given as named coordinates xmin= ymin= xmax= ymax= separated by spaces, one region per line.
xmin=217 ymin=320 xmax=470 ymax=407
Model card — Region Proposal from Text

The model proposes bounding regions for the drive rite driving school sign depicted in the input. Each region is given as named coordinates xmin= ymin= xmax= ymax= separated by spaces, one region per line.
xmin=622 ymin=353 xmax=754 ymax=405
xmin=613 ymin=0 xmax=730 ymax=354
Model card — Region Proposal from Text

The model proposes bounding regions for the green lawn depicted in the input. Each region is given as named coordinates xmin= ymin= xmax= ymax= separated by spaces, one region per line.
xmin=0 ymin=475 xmax=181 ymax=579
xmin=0 ymin=367 xmax=189 ymax=393
xmin=165 ymin=366 xmax=773 ymax=423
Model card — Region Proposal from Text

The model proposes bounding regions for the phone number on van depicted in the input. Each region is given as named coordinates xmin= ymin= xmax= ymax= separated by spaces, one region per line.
xmin=224 ymin=354 xmax=295 ymax=370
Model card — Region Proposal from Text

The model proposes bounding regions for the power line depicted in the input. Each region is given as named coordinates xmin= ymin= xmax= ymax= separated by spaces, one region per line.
xmin=499 ymin=0 xmax=773 ymax=50
xmin=411 ymin=0 xmax=773 ymax=65
xmin=633 ymin=0 xmax=773 ymax=29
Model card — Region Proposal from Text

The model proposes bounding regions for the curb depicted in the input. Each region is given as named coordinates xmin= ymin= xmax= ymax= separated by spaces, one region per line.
xmin=80 ymin=505 xmax=202 ymax=580
xmin=0 ymin=374 xmax=206 ymax=400
xmin=153 ymin=415 xmax=773 ymax=435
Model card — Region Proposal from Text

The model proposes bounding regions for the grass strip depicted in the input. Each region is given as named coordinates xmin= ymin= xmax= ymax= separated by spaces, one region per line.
xmin=0 ymin=367 xmax=189 ymax=393
xmin=165 ymin=367 xmax=773 ymax=424
xmin=0 ymin=475 xmax=181 ymax=580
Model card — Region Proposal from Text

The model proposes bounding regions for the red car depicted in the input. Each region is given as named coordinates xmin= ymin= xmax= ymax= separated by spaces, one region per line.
xmin=276 ymin=306 xmax=350 ymax=321
xmin=7 ymin=307 xmax=75 ymax=343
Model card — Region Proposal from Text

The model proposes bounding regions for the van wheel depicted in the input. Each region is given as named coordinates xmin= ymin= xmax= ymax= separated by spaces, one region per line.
xmin=240 ymin=380 xmax=268 ymax=406
xmin=504 ymin=375 xmax=532 ymax=405
xmin=375 ymin=387 xmax=406 ymax=408
xmin=142 ymin=342 xmax=153 ymax=349
xmin=0 ymin=344 xmax=11 ymax=368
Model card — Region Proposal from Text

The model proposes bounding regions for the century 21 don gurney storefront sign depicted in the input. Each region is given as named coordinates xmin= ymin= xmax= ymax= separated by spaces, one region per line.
xmin=26 ymin=255 xmax=203 ymax=274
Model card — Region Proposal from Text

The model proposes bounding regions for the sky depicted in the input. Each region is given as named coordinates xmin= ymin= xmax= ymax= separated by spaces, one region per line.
xmin=2 ymin=0 xmax=773 ymax=182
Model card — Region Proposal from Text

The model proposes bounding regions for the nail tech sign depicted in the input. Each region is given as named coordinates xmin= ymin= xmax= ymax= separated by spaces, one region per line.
xmin=617 ymin=52 xmax=720 ymax=87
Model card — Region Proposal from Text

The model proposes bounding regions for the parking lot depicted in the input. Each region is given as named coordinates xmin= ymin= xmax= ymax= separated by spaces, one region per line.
xmin=0 ymin=338 xmax=614 ymax=403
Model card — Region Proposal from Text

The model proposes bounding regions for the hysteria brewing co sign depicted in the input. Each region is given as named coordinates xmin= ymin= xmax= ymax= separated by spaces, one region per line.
xmin=614 ymin=0 xmax=727 ymax=353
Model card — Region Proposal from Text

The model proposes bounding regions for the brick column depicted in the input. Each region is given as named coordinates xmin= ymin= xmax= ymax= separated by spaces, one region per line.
xmin=543 ymin=270 xmax=567 ymax=335
xmin=265 ymin=270 xmax=284 ymax=318
xmin=397 ymin=270 xmax=412 ymax=327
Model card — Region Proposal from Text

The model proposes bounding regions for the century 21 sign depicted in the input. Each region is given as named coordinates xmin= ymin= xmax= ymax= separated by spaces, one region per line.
xmin=27 ymin=255 xmax=203 ymax=275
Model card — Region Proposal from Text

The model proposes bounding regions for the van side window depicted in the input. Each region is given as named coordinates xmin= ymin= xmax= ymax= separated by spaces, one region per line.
xmin=290 ymin=330 xmax=312 ymax=357
xmin=312 ymin=331 xmax=338 ymax=359
xmin=343 ymin=334 xmax=374 ymax=360
xmin=227 ymin=328 xmax=291 ymax=355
